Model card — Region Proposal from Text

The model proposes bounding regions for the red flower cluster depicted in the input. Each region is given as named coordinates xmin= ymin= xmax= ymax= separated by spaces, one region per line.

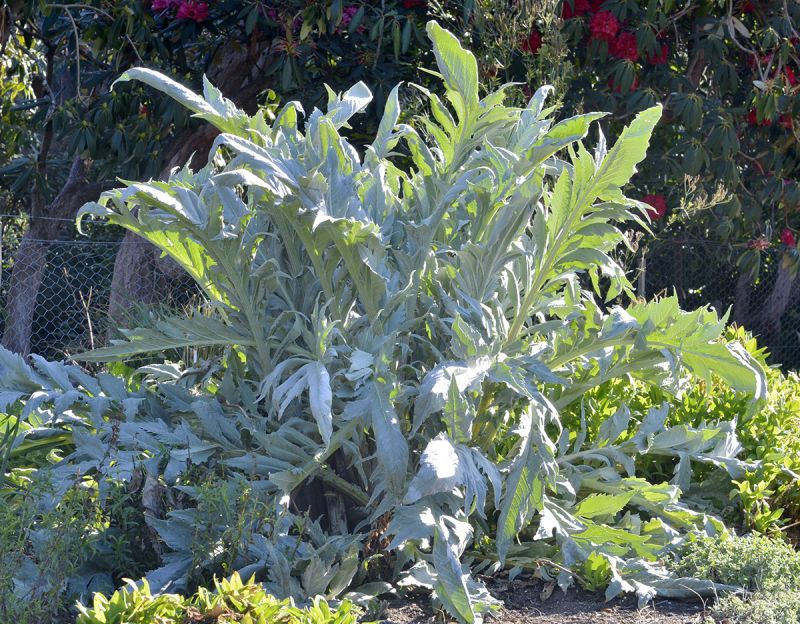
xmin=643 ymin=194 xmax=667 ymax=220
xmin=781 ymin=227 xmax=797 ymax=247
xmin=610 ymin=32 xmax=638 ymax=61
xmin=747 ymin=237 xmax=770 ymax=250
xmin=747 ymin=109 xmax=771 ymax=127
xmin=786 ymin=66 xmax=798 ymax=86
xmin=647 ymin=43 xmax=669 ymax=65
xmin=152 ymin=0 xmax=208 ymax=22
xmin=741 ymin=0 xmax=756 ymax=13
xmin=589 ymin=11 xmax=619 ymax=41
xmin=521 ymin=30 xmax=543 ymax=55
xmin=780 ymin=114 xmax=794 ymax=130
xmin=402 ymin=0 xmax=427 ymax=8
xmin=177 ymin=1 xmax=208 ymax=21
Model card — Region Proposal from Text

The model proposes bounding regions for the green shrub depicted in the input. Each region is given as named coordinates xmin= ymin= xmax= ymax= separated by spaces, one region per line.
xmin=563 ymin=327 xmax=800 ymax=532
xmin=0 ymin=477 xmax=104 ymax=624
xmin=75 ymin=572 xmax=364 ymax=624
xmin=676 ymin=534 xmax=800 ymax=624
xmin=674 ymin=534 xmax=800 ymax=593
xmin=713 ymin=591 xmax=800 ymax=624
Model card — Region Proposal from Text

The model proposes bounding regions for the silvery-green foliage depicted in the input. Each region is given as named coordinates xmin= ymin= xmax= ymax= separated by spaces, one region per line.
xmin=0 ymin=21 xmax=766 ymax=624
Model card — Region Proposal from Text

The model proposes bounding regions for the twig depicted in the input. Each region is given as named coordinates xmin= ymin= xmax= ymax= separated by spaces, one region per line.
xmin=55 ymin=4 xmax=83 ymax=99
xmin=726 ymin=0 xmax=763 ymax=82
xmin=779 ymin=518 xmax=800 ymax=532
xmin=47 ymin=3 xmax=144 ymax=72
xmin=80 ymin=287 xmax=95 ymax=350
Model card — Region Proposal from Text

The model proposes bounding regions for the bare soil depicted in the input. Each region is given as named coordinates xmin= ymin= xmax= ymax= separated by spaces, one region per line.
xmin=379 ymin=578 xmax=711 ymax=624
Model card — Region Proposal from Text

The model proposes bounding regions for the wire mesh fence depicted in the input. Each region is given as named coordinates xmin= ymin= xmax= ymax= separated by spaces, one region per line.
xmin=637 ymin=236 xmax=800 ymax=369
xmin=0 ymin=215 xmax=197 ymax=360
xmin=1 ymin=215 xmax=800 ymax=368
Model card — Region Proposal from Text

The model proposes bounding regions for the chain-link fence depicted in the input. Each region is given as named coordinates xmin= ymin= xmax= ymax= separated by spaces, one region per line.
xmin=2 ymin=215 xmax=800 ymax=368
xmin=637 ymin=236 xmax=800 ymax=369
xmin=0 ymin=215 xmax=196 ymax=360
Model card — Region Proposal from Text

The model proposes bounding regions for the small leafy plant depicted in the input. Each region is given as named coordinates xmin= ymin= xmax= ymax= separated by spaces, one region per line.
xmin=0 ymin=20 xmax=767 ymax=624
xmin=76 ymin=572 xmax=363 ymax=624
xmin=567 ymin=326 xmax=800 ymax=532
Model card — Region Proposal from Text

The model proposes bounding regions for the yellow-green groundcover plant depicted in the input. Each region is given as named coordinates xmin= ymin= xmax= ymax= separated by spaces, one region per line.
xmin=76 ymin=572 xmax=365 ymax=624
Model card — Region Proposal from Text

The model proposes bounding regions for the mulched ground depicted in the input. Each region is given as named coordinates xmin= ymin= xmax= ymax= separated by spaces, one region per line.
xmin=379 ymin=578 xmax=711 ymax=623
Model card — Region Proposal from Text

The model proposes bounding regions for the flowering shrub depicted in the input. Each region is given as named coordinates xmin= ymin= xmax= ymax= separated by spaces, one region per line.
xmin=549 ymin=0 xmax=800 ymax=275
xmin=643 ymin=193 xmax=667 ymax=220
xmin=588 ymin=11 xmax=619 ymax=42
xmin=521 ymin=29 xmax=542 ymax=55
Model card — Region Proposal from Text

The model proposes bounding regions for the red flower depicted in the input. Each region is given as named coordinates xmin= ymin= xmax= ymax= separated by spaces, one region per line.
xmin=138 ymin=104 xmax=149 ymax=117
xmin=589 ymin=0 xmax=606 ymax=11
xmin=643 ymin=194 xmax=667 ymax=220
xmin=747 ymin=237 xmax=770 ymax=250
xmin=647 ymin=43 xmax=669 ymax=65
xmin=779 ymin=114 xmax=794 ymax=130
xmin=781 ymin=227 xmax=797 ymax=247
xmin=747 ymin=109 xmax=771 ymax=127
xmin=176 ymin=0 xmax=208 ymax=22
xmin=521 ymin=30 xmax=543 ymax=54
xmin=742 ymin=0 xmax=756 ymax=13
xmin=786 ymin=66 xmax=798 ymax=86
xmin=610 ymin=32 xmax=638 ymax=61
xmin=402 ymin=0 xmax=427 ymax=8
xmin=607 ymin=75 xmax=639 ymax=93
xmin=561 ymin=0 xmax=590 ymax=19
xmin=589 ymin=11 xmax=619 ymax=41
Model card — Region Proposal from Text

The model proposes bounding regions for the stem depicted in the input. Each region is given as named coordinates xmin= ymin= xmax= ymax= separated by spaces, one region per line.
xmin=547 ymin=337 xmax=636 ymax=370
xmin=318 ymin=464 xmax=369 ymax=506
xmin=282 ymin=418 xmax=362 ymax=493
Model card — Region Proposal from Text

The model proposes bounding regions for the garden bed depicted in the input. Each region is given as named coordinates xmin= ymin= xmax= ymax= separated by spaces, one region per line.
xmin=382 ymin=581 xmax=706 ymax=624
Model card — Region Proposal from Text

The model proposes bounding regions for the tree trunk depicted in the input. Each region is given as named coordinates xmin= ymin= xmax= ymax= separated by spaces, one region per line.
xmin=1 ymin=159 xmax=106 ymax=355
xmin=106 ymin=39 xmax=275 ymax=335
xmin=754 ymin=261 xmax=797 ymax=360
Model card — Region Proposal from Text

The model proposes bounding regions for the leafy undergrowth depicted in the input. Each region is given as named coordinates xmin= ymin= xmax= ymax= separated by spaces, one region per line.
xmin=565 ymin=327 xmax=800 ymax=534
xmin=0 ymin=18 xmax=776 ymax=624
xmin=75 ymin=572 xmax=365 ymax=624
